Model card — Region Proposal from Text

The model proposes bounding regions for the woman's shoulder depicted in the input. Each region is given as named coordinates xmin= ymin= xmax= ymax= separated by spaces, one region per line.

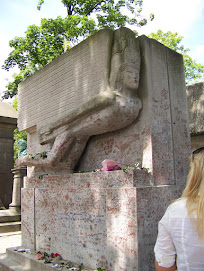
xmin=165 ymin=198 xmax=187 ymax=218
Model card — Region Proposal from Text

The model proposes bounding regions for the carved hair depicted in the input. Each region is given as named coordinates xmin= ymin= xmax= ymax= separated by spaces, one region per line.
xmin=110 ymin=28 xmax=140 ymax=92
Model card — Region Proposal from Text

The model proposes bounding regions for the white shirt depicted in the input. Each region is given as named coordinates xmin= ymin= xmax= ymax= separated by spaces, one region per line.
xmin=154 ymin=198 xmax=204 ymax=271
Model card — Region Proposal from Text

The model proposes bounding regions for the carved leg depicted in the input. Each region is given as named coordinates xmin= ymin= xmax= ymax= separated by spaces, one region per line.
xmin=16 ymin=131 xmax=75 ymax=168
xmin=63 ymin=135 xmax=89 ymax=171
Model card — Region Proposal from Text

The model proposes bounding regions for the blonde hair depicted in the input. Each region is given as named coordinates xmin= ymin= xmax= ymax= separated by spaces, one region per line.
xmin=181 ymin=147 xmax=204 ymax=238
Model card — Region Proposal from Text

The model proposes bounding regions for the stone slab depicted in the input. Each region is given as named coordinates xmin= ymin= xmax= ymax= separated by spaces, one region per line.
xmin=0 ymin=209 xmax=20 ymax=223
xmin=0 ymin=247 xmax=95 ymax=271
xmin=136 ymin=184 xmax=184 ymax=271
xmin=24 ymin=170 xmax=134 ymax=189
xmin=166 ymin=48 xmax=191 ymax=184
xmin=18 ymin=29 xmax=113 ymax=131
xmin=187 ymin=81 xmax=204 ymax=135
xmin=0 ymin=222 xmax=21 ymax=234
xmin=34 ymin=187 xmax=137 ymax=270
xmin=21 ymin=189 xmax=35 ymax=250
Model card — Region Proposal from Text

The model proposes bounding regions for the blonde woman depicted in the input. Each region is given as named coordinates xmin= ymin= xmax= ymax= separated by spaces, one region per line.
xmin=154 ymin=147 xmax=204 ymax=271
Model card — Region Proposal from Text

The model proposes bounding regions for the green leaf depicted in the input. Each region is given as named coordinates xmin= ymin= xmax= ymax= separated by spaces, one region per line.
xmin=148 ymin=30 xmax=204 ymax=85
xmin=2 ymin=0 xmax=154 ymax=99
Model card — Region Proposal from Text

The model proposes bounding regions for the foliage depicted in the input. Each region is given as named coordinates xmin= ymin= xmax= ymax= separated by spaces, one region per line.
xmin=37 ymin=0 xmax=154 ymax=30
xmin=2 ymin=0 xmax=153 ymax=99
xmin=12 ymin=98 xmax=27 ymax=162
xmin=148 ymin=30 xmax=204 ymax=85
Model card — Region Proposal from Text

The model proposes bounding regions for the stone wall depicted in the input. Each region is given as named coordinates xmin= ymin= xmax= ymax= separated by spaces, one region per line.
xmin=187 ymin=81 xmax=204 ymax=150
xmin=0 ymin=103 xmax=17 ymax=208
xmin=18 ymin=29 xmax=113 ymax=132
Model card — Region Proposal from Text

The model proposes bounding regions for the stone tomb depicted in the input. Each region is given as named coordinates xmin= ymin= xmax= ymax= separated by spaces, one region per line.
xmin=17 ymin=28 xmax=191 ymax=270
xmin=0 ymin=102 xmax=17 ymax=208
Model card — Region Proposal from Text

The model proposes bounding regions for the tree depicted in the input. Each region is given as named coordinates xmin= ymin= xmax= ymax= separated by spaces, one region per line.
xmin=148 ymin=30 xmax=204 ymax=85
xmin=2 ymin=0 xmax=154 ymax=99
xmin=12 ymin=98 xmax=27 ymax=162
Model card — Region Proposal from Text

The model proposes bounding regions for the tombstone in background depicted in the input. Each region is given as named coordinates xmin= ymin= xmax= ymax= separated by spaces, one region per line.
xmin=187 ymin=81 xmax=204 ymax=150
xmin=0 ymin=102 xmax=17 ymax=208
xmin=9 ymin=141 xmax=27 ymax=211
xmin=16 ymin=28 xmax=191 ymax=270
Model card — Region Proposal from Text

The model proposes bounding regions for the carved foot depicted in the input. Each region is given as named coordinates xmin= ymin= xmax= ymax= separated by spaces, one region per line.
xmin=16 ymin=153 xmax=52 ymax=168
xmin=16 ymin=155 xmax=31 ymax=167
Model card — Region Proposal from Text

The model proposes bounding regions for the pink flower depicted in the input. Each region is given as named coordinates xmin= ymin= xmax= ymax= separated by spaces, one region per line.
xmin=36 ymin=253 xmax=42 ymax=259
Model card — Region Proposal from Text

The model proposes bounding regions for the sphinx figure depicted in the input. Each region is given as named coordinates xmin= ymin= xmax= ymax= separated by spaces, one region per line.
xmin=16 ymin=28 xmax=142 ymax=171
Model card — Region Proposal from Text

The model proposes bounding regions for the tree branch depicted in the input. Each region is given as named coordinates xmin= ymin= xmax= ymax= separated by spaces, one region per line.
xmin=85 ymin=0 xmax=105 ymax=16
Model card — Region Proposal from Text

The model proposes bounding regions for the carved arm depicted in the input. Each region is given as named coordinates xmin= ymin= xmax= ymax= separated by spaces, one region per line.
xmin=38 ymin=90 xmax=117 ymax=144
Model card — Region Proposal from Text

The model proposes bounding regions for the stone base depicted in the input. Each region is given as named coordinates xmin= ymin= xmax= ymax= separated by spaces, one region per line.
xmin=20 ymin=170 xmax=184 ymax=271
xmin=0 ymin=247 xmax=95 ymax=271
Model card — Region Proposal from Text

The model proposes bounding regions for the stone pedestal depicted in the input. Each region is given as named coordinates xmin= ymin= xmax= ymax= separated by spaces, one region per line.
xmin=9 ymin=166 xmax=27 ymax=211
xmin=21 ymin=170 xmax=184 ymax=271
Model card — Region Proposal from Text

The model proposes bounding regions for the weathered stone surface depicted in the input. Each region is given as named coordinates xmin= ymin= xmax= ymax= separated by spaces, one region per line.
xmin=136 ymin=184 xmax=185 ymax=271
xmin=0 ymin=102 xmax=18 ymax=119
xmin=24 ymin=170 xmax=134 ymax=189
xmin=0 ymin=103 xmax=17 ymax=208
xmin=15 ymin=28 xmax=191 ymax=271
xmin=17 ymin=27 xmax=142 ymax=173
xmin=187 ymin=81 xmax=204 ymax=135
xmin=187 ymin=81 xmax=204 ymax=150
xmin=34 ymin=188 xmax=135 ymax=270
xmin=21 ymin=188 xmax=35 ymax=250
xmin=18 ymin=29 xmax=114 ymax=132
xmin=21 ymin=170 xmax=184 ymax=271
xmin=79 ymin=35 xmax=191 ymax=184
xmin=0 ymin=247 xmax=95 ymax=271
xmin=17 ymin=29 xmax=191 ymax=183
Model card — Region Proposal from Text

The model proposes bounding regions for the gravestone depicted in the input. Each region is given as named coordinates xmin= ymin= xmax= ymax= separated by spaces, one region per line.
xmin=0 ymin=102 xmax=17 ymax=208
xmin=187 ymin=81 xmax=204 ymax=150
xmin=16 ymin=28 xmax=191 ymax=270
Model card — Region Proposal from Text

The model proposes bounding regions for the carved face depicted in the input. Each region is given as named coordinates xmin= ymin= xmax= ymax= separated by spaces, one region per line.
xmin=123 ymin=66 xmax=139 ymax=91
xmin=18 ymin=139 xmax=27 ymax=151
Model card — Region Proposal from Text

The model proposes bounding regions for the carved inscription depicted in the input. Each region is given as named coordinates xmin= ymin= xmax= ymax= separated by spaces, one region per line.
xmin=35 ymin=187 xmax=137 ymax=270
xmin=18 ymin=30 xmax=113 ymax=131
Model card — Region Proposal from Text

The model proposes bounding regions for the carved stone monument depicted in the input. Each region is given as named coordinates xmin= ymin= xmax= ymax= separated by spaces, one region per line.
xmin=15 ymin=27 xmax=191 ymax=270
